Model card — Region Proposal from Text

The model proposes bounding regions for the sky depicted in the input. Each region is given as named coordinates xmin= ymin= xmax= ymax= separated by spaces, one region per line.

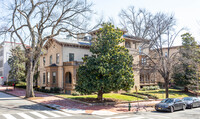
xmin=88 ymin=0 xmax=200 ymax=46
xmin=1 ymin=0 xmax=200 ymax=46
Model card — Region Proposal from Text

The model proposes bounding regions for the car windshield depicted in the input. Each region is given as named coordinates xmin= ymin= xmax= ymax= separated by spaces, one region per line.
xmin=161 ymin=98 xmax=174 ymax=103
xmin=183 ymin=97 xmax=193 ymax=101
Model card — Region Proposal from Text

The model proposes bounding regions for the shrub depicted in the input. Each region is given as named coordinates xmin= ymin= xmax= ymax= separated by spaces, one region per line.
xmin=121 ymin=93 xmax=148 ymax=100
xmin=72 ymin=92 xmax=80 ymax=96
xmin=4 ymin=81 xmax=18 ymax=86
xmin=133 ymin=92 xmax=159 ymax=99
xmin=141 ymin=86 xmax=160 ymax=91
xmin=50 ymin=87 xmax=62 ymax=93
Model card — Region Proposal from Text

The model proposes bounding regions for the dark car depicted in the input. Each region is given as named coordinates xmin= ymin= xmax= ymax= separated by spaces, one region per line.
xmin=182 ymin=97 xmax=200 ymax=109
xmin=155 ymin=98 xmax=186 ymax=113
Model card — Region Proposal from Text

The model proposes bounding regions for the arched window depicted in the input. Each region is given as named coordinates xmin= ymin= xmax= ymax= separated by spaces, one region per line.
xmin=65 ymin=72 xmax=72 ymax=84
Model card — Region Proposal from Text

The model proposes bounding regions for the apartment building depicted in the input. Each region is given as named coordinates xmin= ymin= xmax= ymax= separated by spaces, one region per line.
xmin=0 ymin=41 xmax=27 ymax=85
xmin=38 ymin=31 xmax=156 ymax=94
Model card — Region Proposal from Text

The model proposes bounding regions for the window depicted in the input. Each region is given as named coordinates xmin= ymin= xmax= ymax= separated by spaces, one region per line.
xmin=43 ymin=57 xmax=45 ymax=66
xmin=84 ymin=54 xmax=88 ymax=57
xmin=141 ymin=57 xmax=146 ymax=65
xmin=0 ymin=60 xmax=3 ymax=67
xmin=139 ymin=46 xmax=142 ymax=54
xmin=43 ymin=73 xmax=45 ymax=84
xmin=47 ymin=72 xmax=50 ymax=83
xmin=69 ymin=53 xmax=74 ymax=61
xmin=52 ymin=72 xmax=56 ymax=84
xmin=50 ymin=55 xmax=52 ymax=64
xmin=125 ymin=41 xmax=131 ymax=48
xmin=0 ymin=71 xmax=2 ymax=76
xmin=56 ymin=54 xmax=59 ymax=64
xmin=0 ymin=50 xmax=3 ymax=56
xmin=165 ymin=52 xmax=168 ymax=57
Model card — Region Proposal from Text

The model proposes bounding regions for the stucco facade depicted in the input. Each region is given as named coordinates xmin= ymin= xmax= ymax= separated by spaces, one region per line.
xmin=38 ymin=33 xmax=155 ymax=94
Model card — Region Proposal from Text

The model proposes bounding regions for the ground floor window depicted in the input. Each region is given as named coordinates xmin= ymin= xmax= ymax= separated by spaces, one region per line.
xmin=47 ymin=72 xmax=50 ymax=83
xmin=43 ymin=73 xmax=45 ymax=84
xmin=52 ymin=72 xmax=56 ymax=84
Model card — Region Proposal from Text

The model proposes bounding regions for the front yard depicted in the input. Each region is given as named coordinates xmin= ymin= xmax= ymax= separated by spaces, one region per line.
xmin=56 ymin=93 xmax=144 ymax=103
xmin=138 ymin=89 xmax=194 ymax=99
xmin=54 ymin=89 xmax=195 ymax=104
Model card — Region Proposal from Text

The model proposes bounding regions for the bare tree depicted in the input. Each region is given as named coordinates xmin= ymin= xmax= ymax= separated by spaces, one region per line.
xmin=1 ymin=0 xmax=99 ymax=98
xmin=119 ymin=6 xmax=182 ymax=98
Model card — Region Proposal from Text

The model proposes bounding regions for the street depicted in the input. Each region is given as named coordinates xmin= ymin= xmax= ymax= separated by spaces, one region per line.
xmin=0 ymin=92 xmax=101 ymax=119
xmin=1 ymin=91 xmax=200 ymax=119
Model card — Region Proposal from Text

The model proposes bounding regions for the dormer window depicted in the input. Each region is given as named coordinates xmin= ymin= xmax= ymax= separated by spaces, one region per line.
xmin=84 ymin=34 xmax=92 ymax=41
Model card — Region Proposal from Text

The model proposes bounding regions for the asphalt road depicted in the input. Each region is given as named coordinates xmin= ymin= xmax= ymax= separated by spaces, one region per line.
xmin=1 ymin=91 xmax=200 ymax=119
xmin=0 ymin=92 xmax=101 ymax=119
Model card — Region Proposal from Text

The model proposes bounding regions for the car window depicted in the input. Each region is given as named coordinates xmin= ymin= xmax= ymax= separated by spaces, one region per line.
xmin=183 ymin=97 xmax=193 ymax=101
xmin=175 ymin=99 xmax=181 ymax=102
xmin=161 ymin=98 xmax=174 ymax=103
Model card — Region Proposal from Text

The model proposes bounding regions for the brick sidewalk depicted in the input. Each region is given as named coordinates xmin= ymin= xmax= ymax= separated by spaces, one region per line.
xmin=0 ymin=86 xmax=159 ymax=115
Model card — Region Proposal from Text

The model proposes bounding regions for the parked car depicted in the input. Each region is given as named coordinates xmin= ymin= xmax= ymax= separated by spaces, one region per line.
xmin=182 ymin=97 xmax=200 ymax=109
xmin=155 ymin=98 xmax=186 ymax=113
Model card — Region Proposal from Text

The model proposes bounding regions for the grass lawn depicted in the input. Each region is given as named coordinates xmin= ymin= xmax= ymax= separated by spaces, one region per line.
xmin=138 ymin=89 xmax=194 ymax=99
xmin=56 ymin=93 xmax=143 ymax=102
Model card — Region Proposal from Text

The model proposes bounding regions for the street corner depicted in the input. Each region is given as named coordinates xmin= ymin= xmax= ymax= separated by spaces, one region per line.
xmin=91 ymin=110 xmax=118 ymax=116
xmin=61 ymin=108 xmax=86 ymax=114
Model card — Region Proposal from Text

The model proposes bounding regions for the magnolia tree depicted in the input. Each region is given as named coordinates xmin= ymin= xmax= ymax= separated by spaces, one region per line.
xmin=0 ymin=0 xmax=99 ymax=98
xmin=76 ymin=23 xmax=134 ymax=101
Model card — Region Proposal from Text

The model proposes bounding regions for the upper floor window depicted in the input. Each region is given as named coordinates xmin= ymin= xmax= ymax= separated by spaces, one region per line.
xmin=165 ymin=52 xmax=168 ymax=57
xmin=52 ymin=72 xmax=56 ymax=84
xmin=69 ymin=53 xmax=74 ymax=61
xmin=56 ymin=53 xmax=59 ymax=64
xmin=50 ymin=55 xmax=52 ymax=64
xmin=125 ymin=41 xmax=131 ymax=48
xmin=84 ymin=54 xmax=88 ymax=57
xmin=139 ymin=46 xmax=143 ymax=54
xmin=43 ymin=57 xmax=45 ymax=66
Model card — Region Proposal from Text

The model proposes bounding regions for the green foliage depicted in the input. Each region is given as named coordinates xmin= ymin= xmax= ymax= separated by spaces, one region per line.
xmin=133 ymin=92 xmax=159 ymax=99
xmin=8 ymin=46 xmax=27 ymax=81
xmin=140 ymin=86 xmax=160 ymax=91
xmin=121 ymin=93 xmax=148 ymax=100
xmin=172 ymin=33 xmax=200 ymax=89
xmin=34 ymin=87 xmax=62 ymax=93
xmin=75 ymin=23 xmax=134 ymax=99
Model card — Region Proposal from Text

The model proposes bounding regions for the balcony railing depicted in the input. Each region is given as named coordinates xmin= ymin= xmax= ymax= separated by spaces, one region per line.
xmin=63 ymin=61 xmax=84 ymax=66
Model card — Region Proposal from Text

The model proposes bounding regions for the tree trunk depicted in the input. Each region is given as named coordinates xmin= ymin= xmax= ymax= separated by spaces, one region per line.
xmin=25 ymin=69 xmax=35 ymax=98
xmin=165 ymin=80 xmax=169 ymax=98
xmin=97 ymin=90 xmax=103 ymax=102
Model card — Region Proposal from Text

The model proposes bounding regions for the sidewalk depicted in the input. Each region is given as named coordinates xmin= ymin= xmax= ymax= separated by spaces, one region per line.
xmin=0 ymin=86 xmax=159 ymax=116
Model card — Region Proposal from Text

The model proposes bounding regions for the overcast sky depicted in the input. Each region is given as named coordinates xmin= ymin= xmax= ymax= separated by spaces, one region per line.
xmin=88 ymin=0 xmax=200 ymax=45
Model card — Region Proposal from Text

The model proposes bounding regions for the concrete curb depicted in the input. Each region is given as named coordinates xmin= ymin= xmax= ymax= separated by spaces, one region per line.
xmin=0 ymin=90 xmax=156 ymax=116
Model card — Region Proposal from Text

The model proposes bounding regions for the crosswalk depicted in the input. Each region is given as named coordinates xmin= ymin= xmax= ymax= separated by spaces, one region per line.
xmin=0 ymin=110 xmax=73 ymax=119
xmin=104 ymin=115 xmax=171 ymax=119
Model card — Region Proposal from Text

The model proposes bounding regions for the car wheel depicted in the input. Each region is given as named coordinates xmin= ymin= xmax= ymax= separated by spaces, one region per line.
xmin=170 ymin=106 xmax=174 ymax=113
xmin=182 ymin=105 xmax=186 ymax=110
xmin=190 ymin=104 xmax=193 ymax=109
